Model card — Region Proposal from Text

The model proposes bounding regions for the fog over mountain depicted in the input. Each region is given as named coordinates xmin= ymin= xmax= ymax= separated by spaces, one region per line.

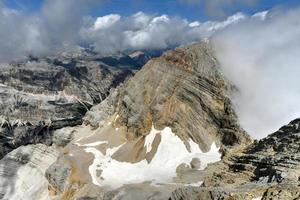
xmin=212 ymin=8 xmax=300 ymax=138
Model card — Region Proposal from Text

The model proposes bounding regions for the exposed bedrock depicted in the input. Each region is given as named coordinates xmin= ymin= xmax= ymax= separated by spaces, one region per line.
xmin=1 ymin=41 xmax=256 ymax=200
xmin=170 ymin=118 xmax=300 ymax=200
xmin=0 ymin=144 xmax=58 ymax=200
xmin=116 ymin=41 xmax=251 ymax=151
xmin=0 ymin=49 xmax=149 ymax=159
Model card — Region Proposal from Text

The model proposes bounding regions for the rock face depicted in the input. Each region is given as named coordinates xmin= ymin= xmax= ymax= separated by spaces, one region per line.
xmin=129 ymin=51 xmax=152 ymax=67
xmin=233 ymin=118 xmax=300 ymax=184
xmin=0 ymin=144 xmax=58 ymax=200
xmin=116 ymin=42 xmax=250 ymax=151
xmin=170 ymin=118 xmax=300 ymax=200
xmin=0 ymin=49 xmax=150 ymax=159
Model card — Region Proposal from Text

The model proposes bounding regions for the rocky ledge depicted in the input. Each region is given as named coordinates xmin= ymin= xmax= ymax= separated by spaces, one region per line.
xmin=170 ymin=118 xmax=300 ymax=200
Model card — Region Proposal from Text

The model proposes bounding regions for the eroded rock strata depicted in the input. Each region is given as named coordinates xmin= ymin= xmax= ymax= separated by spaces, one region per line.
xmin=115 ymin=42 xmax=251 ymax=150
xmin=170 ymin=118 xmax=300 ymax=200
xmin=0 ymin=41 xmax=298 ymax=200
xmin=0 ymin=49 xmax=150 ymax=159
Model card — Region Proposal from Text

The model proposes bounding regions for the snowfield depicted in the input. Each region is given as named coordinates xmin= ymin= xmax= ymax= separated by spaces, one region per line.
xmin=85 ymin=126 xmax=221 ymax=188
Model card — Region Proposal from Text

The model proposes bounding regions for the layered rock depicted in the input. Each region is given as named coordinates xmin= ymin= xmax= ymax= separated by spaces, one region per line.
xmin=1 ymin=40 xmax=276 ymax=200
xmin=170 ymin=118 xmax=300 ymax=200
xmin=116 ymin=41 xmax=250 ymax=151
xmin=0 ymin=144 xmax=58 ymax=200
xmin=0 ymin=49 xmax=150 ymax=159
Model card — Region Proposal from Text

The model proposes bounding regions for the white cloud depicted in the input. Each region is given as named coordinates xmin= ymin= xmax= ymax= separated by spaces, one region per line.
xmin=212 ymin=8 xmax=300 ymax=138
xmin=252 ymin=10 xmax=268 ymax=20
xmin=0 ymin=0 xmax=99 ymax=62
xmin=0 ymin=0 xmax=266 ymax=62
xmin=94 ymin=14 xmax=121 ymax=30
xmin=81 ymin=12 xmax=250 ymax=55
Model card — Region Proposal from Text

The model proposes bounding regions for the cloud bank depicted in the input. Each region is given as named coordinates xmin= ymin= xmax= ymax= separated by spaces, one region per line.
xmin=212 ymin=8 xmax=300 ymax=138
xmin=80 ymin=12 xmax=247 ymax=55
xmin=0 ymin=0 xmax=252 ymax=61
xmin=0 ymin=0 xmax=98 ymax=61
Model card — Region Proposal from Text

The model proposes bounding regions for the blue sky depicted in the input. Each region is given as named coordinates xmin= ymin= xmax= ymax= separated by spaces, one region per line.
xmin=3 ymin=0 xmax=300 ymax=21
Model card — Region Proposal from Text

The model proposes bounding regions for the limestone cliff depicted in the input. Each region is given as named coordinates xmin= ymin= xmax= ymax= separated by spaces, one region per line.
xmin=116 ymin=41 xmax=250 ymax=151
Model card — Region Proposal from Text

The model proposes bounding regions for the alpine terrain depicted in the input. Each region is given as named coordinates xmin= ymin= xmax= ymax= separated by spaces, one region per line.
xmin=0 ymin=38 xmax=298 ymax=200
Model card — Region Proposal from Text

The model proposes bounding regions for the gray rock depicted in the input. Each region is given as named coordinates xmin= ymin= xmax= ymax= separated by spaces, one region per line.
xmin=45 ymin=157 xmax=72 ymax=194
xmin=190 ymin=158 xmax=201 ymax=169
xmin=0 ymin=49 xmax=145 ymax=159
xmin=176 ymin=163 xmax=191 ymax=174
xmin=0 ymin=144 xmax=58 ymax=200
xmin=170 ymin=118 xmax=300 ymax=200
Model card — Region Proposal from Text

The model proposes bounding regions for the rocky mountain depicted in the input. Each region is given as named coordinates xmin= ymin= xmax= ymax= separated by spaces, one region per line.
xmin=129 ymin=51 xmax=152 ymax=67
xmin=0 ymin=49 xmax=152 ymax=159
xmin=36 ymin=41 xmax=251 ymax=199
xmin=115 ymin=42 xmax=250 ymax=150
xmin=0 ymin=41 xmax=298 ymax=200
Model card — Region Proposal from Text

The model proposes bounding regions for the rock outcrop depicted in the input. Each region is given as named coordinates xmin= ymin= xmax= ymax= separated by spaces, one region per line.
xmin=0 ymin=144 xmax=58 ymax=200
xmin=170 ymin=118 xmax=300 ymax=200
xmin=3 ymin=40 xmax=299 ymax=200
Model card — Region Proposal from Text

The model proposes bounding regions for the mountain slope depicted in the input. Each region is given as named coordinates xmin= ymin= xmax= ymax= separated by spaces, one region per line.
xmin=115 ymin=41 xmax=251 ymax=151
xmin=40 ymin=41 xmax=251 ymax=199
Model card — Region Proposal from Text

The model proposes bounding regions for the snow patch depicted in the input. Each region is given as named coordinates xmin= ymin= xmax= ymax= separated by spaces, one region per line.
xmin=86 ymin=126 xmax=221 ymax=188
xmin=82 ymin=141 xmax=108 ymax=147
xmin=188 ymin=181 xmax=203 ymax=187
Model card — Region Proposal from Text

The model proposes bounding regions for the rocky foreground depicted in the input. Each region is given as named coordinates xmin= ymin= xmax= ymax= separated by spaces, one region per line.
xmin=0 ymin=41 xmax=299 ymax=200
xmin=170 ymin=118 xmax=300 ymax=200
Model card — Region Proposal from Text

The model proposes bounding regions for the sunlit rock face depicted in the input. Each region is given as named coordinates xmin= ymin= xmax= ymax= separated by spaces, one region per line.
xmin=116 ymin=41 xmax=251 ymax=151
